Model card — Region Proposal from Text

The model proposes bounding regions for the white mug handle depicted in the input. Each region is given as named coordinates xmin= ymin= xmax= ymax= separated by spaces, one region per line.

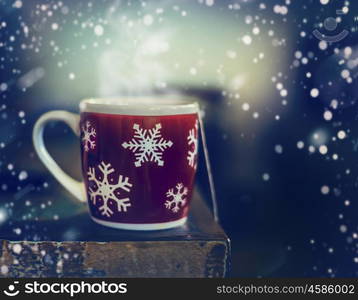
xmin=32 ymin=110 xmax=86 ymax=202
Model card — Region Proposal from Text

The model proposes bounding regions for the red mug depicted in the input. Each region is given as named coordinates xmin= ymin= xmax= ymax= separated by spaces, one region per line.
xmin=33 ymin=97 xmax=200 ymax=230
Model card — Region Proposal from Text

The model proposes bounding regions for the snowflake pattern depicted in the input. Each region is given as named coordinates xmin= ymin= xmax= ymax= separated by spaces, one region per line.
xmin=87 ymin=161 xmax=132 ymax=217
xmin=81 ymin=121 xmax=96 ymax=152
xmin=122 ymin=123 xmax=173 ymax=167
xmin=165 ymin=183 xmax=188 ymax=213
xmin=187 ymin=120 xmax=199 ymax=169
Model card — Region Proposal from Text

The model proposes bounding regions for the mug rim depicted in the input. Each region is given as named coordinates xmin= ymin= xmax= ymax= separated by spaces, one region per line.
xmin=79 ymin=96 xmax=199 ymax=116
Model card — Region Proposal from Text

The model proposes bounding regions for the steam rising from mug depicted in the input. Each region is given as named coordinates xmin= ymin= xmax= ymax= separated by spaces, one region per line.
xmin=98 ymin=1 xmax=175 ymax=97
xmin=95 ymin=0 xmax=282 ymax=104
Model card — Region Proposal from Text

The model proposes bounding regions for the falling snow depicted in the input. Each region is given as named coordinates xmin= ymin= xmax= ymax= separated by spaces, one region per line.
xmin=310 ymin=88 xmax=320 ymax=98
xmin=321 ymin=185 xmax=330 ymax=195
xmin=94 ymin=25 xmax=104 ymax=36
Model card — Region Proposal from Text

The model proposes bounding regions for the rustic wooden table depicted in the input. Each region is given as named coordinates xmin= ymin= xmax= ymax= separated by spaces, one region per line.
xmin=0 ymin=191 xmax=230 ymax=278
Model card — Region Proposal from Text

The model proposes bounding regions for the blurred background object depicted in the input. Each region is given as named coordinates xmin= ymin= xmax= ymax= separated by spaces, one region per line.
xmin=1 ymin=0 xmax=358 ymax=277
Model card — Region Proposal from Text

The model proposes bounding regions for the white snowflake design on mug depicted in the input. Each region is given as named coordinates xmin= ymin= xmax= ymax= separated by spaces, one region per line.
xmin=87 ymin=161 xmax=132 ymax=217
xmin=122 ymin=123 xmax=173 ymax=167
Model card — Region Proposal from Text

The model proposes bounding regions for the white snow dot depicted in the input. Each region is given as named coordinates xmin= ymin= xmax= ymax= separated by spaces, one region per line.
xmin=94 ymin=25 xmax=104 ymax=36
xmin=319 ymin=40 xmax=328 ymax=50
xmin=321 ymin=185 xmax=330 ymax=195
xmin=189 ymin=67 xmax=197 ymax=75
xmin=252 ymin=27 xmax=260 ymax=35
xmin=280 ymin=89 xmax=288 ymax=97
xmin=337 ymin=130 xmax=346 ymax=140
xmin=341 ymin=69 xmax=350 ymax=79
xmin=323 ymin=110 xmax=333 ymax=121
xmin=68 ymin=73 xmax=75 ymax=80
xmin=1 ymin=265 xmax=8 ymax=275
xmin=12 ymin=244 xmax=22 ymax=254
xmin=0 ymin=209 xmax=7 ymax=223
xmin=330 ymin=99 xmax=338 ymax=109
xmin=340 ymin=225 xmax=347 ymax=233
xmin=18 ymin=171 xmax=28 ymax=181
xmin=245 ymin=16 xmax=253 ymax=24
xmin=297 ymin=141 xmax=304 ymax=149
xmin=262 ymin=173 xmax=270 ymax=181
xmin=13 ymin=228 xmax=21 ymax=235
xmin=344 ymin=47 xmax=352 ymax=58
xmin=320 ymin=0 xmax=329 ymax=4
xmin=273 ymin=5 xmax=288 ymax=15
xmin=275 ymin=144 xmax=283 ymax=154
xmin=61 ymin=6 xmax=69 ymax=14
xmin=273 ymin=5 xmax=280 ymax=13
xmin=242 ymin=35 xmax=252 ymax=45
xmin=242 ymin=103 xmax=250 ymax=111
xmin=13 ymin=0 xmax=22 ymax=8
xmin=0 ymin=83 xmax=8 ymax=92
xmin=281 ymin=6 xmax=288 ymax=15
xmin=319 ymin=145 xmax=328 ymax=155
xmin=51 ymin=23 xmax=59 ymax=30
xmin=226 ymin=50 xmax=237 ymax=59
xmin=295 ymin=51 xmax=302 ymax=59
xmin=206 ymin=0 xmax=214 ymax=6
xmin=143 ymin=14 xmax=153 ymax=26
xmin=310 ymin=88 xmax=319 ymax=98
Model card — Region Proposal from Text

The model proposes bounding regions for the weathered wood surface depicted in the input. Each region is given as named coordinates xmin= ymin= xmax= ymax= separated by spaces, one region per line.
xmin=0 ymin=192 xmax=230 ymax=278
